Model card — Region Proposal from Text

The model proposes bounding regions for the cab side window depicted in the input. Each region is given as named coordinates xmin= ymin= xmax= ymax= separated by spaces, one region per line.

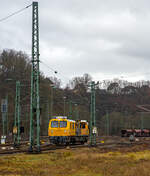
xmin=80 ymin=123 xmax=86 ymax=129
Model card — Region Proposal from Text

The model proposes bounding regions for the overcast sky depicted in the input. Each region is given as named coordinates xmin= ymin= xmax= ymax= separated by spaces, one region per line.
xmin=1 ymin=0 xmax=150 ymax=86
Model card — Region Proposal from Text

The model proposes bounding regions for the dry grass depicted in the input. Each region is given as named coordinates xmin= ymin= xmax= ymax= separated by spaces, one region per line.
xmin=1 ymin=146 xmax=150 ymax=176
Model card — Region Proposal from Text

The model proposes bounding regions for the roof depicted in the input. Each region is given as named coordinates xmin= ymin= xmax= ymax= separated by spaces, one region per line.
xmin=52 ymin=116 xmax=67 ymax=119
xmin=51 ymin=116 xmax=75 ymax=122
xmin=80 ymin=120 xmax=88 ymax=123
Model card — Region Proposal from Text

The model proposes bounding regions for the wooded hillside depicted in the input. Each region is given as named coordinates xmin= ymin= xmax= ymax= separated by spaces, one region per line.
xmin=0 ymin=49 xmax=150 ymax=137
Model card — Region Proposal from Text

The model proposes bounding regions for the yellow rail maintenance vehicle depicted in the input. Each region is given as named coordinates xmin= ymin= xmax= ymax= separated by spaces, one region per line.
xmin=48 ymin=116 xmax=89 ymax=144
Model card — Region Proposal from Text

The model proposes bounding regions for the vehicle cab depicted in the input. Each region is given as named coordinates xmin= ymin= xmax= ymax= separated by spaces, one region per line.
xmin=48 ymin=116 xmax=76 ymax=144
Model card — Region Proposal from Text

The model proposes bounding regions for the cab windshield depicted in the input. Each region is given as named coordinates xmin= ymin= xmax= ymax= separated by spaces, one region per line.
xmin=60 ymin=121 xmax=67 ymax=128
xmin=51 ymin=121 xmax=58 ymax=128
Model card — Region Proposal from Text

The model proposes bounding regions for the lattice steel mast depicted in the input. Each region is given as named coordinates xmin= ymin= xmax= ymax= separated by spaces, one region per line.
xmin=14 ymin=81 xmax=21 ymax=146
xmin=29 ymin=1 xmax=40 ymax=152
xmin=90 ymin=81 xmax=97 ymax=146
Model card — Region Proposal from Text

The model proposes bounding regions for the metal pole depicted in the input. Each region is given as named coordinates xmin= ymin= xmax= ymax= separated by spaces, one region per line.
xmin=69 ymin=100 xmax=72 ymax=119
xmin=63 ymin=97 xmax=66 ymax=116
xmin=14 ymin=81 xmax=21 ymax=146
xmin=75 ymin=104 xmax=78 ymax=120
xmin=140 ymin=112 xmax=143 ymax=129
xmin=29 ymin=1 xmax=40 ymax=153
xmin=47 ymin=100 xmax=49 ymax=135
xmin=90 ymin=81 xmax=96 ymax=146
xmin=2 ymin=113 xmax=5 ymax=136
xmin=50 ymin=86 xmax=53 ymax=118
xmin=14 ymin=82 xmax=17 ymax=146
xmin=6 ymin=94 xmax=8 ymax=135
xmin=90 ymin=82 xmax=94 ymax=145
xmin=17 ymin=81 xmax=20 ymax=145
xmin=106 ymin=110 xmax=109 ymax=136
xmin=93 ymin=83 xmax=96 ymax=145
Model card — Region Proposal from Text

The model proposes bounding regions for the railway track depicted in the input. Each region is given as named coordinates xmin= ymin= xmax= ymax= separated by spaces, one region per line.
xmin=0 ymin=140 xmax=149 ymax=155
xmin=0 ymin=143 xmax=84 ymax=155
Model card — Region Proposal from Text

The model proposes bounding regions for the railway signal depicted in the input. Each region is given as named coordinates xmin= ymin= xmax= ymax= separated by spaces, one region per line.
xmin=1 ymin=98 xmax=8 ymax=143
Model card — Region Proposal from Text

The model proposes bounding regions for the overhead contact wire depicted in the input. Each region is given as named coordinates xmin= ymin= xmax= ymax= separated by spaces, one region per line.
xmin=0 ymin=4 xmax=32 ymax=23
xmin=40 ymin=60 xmax=71 ymax=82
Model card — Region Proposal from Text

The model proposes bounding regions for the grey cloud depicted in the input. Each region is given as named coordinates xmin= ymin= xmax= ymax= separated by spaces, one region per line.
xmin=1 ymin=0 xmax=150 ymax=85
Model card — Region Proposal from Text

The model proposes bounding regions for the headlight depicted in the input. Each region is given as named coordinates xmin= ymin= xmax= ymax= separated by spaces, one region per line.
xmin=64 ymin=130 xmax=67 ymax=133
xmin=51 ymin=130 xmax=53 ymax=134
